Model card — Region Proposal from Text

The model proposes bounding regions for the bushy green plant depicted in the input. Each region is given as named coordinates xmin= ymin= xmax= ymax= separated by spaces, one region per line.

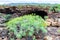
xmin=0 ymin=13 xmax=11 ymax=24
xmin=6 ymin=15 xmax=47 ymax=39
xmin=0 ymin=13 xmax=11 ymax=21
xmin=49 ymin=4 xmax=60 ymax=13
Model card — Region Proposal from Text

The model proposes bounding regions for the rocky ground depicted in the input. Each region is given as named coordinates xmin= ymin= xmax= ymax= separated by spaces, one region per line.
xmin=0 ymin=13 xmax=60 ymax=40
xmin=0 ymin=25 xmax=60 ymax=40
xmin=46 ymin=27 xmax=60 ymax=40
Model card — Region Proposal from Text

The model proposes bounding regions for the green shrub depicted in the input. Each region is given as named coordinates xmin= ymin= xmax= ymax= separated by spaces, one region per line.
xmin=49 ymin=4 xmax=60 ymax=13
xmin=6 ymin=15 xmax=47 ymax=39
xmin=0 ymin=13 xmax=11 ymax=21
xmin=0 ymin=13 xmax=11 ymax=24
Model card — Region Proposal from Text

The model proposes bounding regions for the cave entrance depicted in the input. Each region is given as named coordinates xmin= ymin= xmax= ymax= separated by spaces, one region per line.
xmin=29 ymin=10 xmax=48 ymax=19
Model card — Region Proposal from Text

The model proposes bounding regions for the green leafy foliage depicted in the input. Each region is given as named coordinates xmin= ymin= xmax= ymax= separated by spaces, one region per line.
xmin=57 ymin=30 xmax=60 ymax=33
xmin=3 ymin=14 xmax=11 ymax=20
xmin=10 ymin=38 xmax=15 ymax=40
xmin=48 ymin=4 xmax=60 ymax=13
xmin=0 ymin=13 xmax=11 ymax=22
xmin=6 ymin=14 xmax=47 ymax=39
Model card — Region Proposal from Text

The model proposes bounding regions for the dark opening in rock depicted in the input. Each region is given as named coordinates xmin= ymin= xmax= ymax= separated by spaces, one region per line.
xmin=30 ymin=10 xmax=48 ymax=19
